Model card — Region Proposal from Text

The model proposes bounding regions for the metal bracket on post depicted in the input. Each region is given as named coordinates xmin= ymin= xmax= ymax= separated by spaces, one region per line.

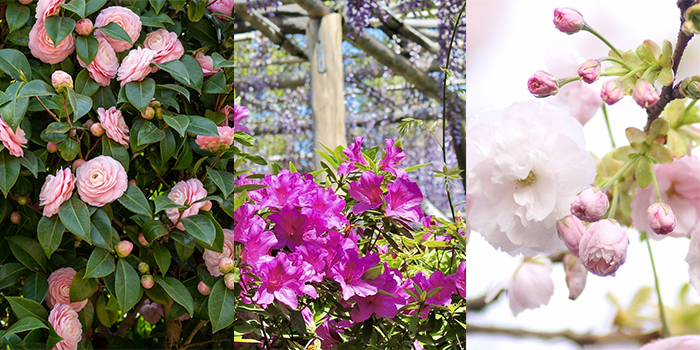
xmin=316 ymin=17 xmax=326 ymax=74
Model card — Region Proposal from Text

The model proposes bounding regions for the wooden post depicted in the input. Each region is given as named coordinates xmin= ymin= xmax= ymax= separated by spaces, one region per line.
xmin=307 ymin=13 xmax=346 ymax=173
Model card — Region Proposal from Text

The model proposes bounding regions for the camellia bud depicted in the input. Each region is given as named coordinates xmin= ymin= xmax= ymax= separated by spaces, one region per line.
xmin=577 ymin=59 xmax=600 ymax=84
xmin=51 ymin=71 xmax=73 ymax=92
xmin=73 ymin=159 xmax=85 ymax=169
xmin=197 ymin=281 xmax=212 ymax=296
xmin=600 ymin=80 xmax=623 ymax=105
xmin=138 ymin=233 xmax=150 ymax=247
xmin=556 ymin=215 xmax=586 ymax=257
xmin=527 ymin=71 xmax=558 ymax=98
xmin=142 ymin=107 xmax=155 ymax=120
xmin=90 ymin=123 xmax=105 ymax=137
xmin=75 ymin=19 xmax=93 ymax=36
xmin=563 ymin=254 xmax=588 ymax=300
xmin=553 ymin=7 xmax=585 ymax=34
xmin=10 ymin=211 xmax=21 ymax=224
xmin=579 ymin=219 xmax=628 ymax=276
xmin=141 ymin=275 xmax=155 ymax=289
xmin=19 ymin=0 xmax=32 ymax=4
xmin=149 ymin=100 xmax=161 ymax=109
xmin=17 ymin=196 xmax=27 ymax=206
xmin=155 ymin=108 xmax=164 ymax=119
xmin=47 ymin=142 xmax=58 ymax=153
xmin=224 ymin=273 xmax=235 ymax=290
xmin=218 ymin=257 xmax=234 ymax=274
xmin=570 ymin=188 xmax=609 ymax=222
xmin=138 ymin=262 xmax=150 ymax=274
xmin=648 ymin=202 xmax=676 ymax=235
xmin=129 ymin=179 xmax=138 ymax=186
xmin=83 ymin=120 xmax=94 ymax=129
xmin=116 ymin=240 xmax=133 ymax=258
xmin=633 ymin=80 xmax=660 ymax=108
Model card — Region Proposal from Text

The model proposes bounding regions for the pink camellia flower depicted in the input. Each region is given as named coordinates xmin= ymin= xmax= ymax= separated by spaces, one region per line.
xmin=139 ymin=299 xmax=163 ymax=324
xmin=97 ymin=107 xmax=129 ymax=147
xmin=35 ymin=0 xmax=64 ymax=23
xmin=632 ymin=156 xmax=700 ymax=239
xmin=553 ymin=7 xmax=585 ymax=34
xmin=648 ymin=202 xmax=676 ymax=235
xmin=556 ymin=214 xmax=586 ymax=256
xmin=75 ymin=155 xmax=128 ymax=207
xmin=232 ymin=102 xmax=250 ymax=132
xmin=28 ymin=22 xmax=75 ymax=65
xmin=39 ymin=168 xmax=75 ymax=217
xmin=633 ymin=80 xmax=660 ymax=108
xmin=117 ymin=47 xmax=156 ymax=87
xmin=601 ymin=80 xmax=624 ymax=105
xmin=527 ymin=71 xmax=558 ymax=98
xmin=51 ymin=70 xmax=73 ymax=91
xmin=77 ymin=36 xmax=118 ymax=87
xmin=639 ymin=335 xmax=700 ymax=350
xmin=579 ymin=219 xmax=628 ymax=276
xmin=144 ymin=29 xmax=184 ymax=71
xmin=165 ymin=178 xmax=212 ymax=230
xmin=570 ymin=188 xmax=609 ymax=222
xmin=563 ymin=254 xmax=587 ymax=300
xmin=75 ymin=19 xmax=93 ymax=35
xmin=47 ymin=267 xmax=89 ymax=312
xmin=195 ymin=126 xmax=234 ymax=153
xmin=48 ymin=303 xmax=83 ymax=350
xmin=0 ymin=117 xmax=27 ymax=157
xmin=577 ymin=59 xmax=600 ymax=84
xmin=193 ymin=51 xmax=221 ymax=77
xmin=486 ymin=257 xmax=554 ymax=316
xmin=207 ymin=0 xmax=233 ymax=17
xmin=94 ymin=6 xmax=142 ymax=52
xmin=203 ymin=229 xmax=234 ymax=276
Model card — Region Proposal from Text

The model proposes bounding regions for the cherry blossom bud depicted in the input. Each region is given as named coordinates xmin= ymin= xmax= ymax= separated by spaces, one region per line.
xmin=138 ymin=233 xmax=150 ymax=246
xmin=19 ymin=0 xmax=32 ymax=4
xmin=224 ymin=273 xmax=235 ymax=290
xmin=563 ymin=254 xmax=587 ymax=300
xmin=116 ymin=240 xmax=133 ymax=258
xmin=72 ymin=159 xmax=84 ymax=169
xmin=648 ymin=202 xmax=676 ymax=235
xmin=90 ymin=123 xmax=105 ymax=137
xmin=51 ymin=71 xmax=73 ymax=92
xmin=633 ymin=80 xmax=660 ymax=108
xmin=47 ymin=142 xmax=58 ymax=153
xmin=527 ymin=71 xmax=558 ymax=98
xmin=16 ymin=196 xmax=27 ymax=206
xmin=680 ymin=76 xmax=700 ymax=100
xmin=75 ymin=19 xmax=93 ymax=36
xmin=10 ymin=211 xmax=21 ymax=224
xmin=138 ymin=262 xmax=150 ymax=274
xmin=141 ymin=275 xmax=155 ymax=289
xmin=557 ymin=215 xmax=585 ymax=256
xmin=577 ymin=59 xmax=600 ymax=84
xmin=218 ymin=257 xmax=234 ymax=274
xmin=142 ymin=107 xmax=155 ymax=120
xmin=197 ymin=281 xmax=211 ymax=296
xmin=579 ymin=219 xmax=628 ymax=276
xmin=600 ymin=80 xmax=623 ymax=105
xmin=570 ymin=188 xmax=609 ymax=222
xmin=485 ymin=257 xmax=554 ymax=316
xmin=553 ymin=8 xmax=585 ymax=34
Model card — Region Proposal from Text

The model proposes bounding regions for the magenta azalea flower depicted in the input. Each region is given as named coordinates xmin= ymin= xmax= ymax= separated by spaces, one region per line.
xmin=377 ymin=139 xmax=407 ymax=177
xmin=350 ymin=265 xmax=407 ymax=322
xmin=338 ymin=137 xmax=368 ymax=175
xmin=253 ymin=252 xmax=305 ymax=309
xmin=269 ymin=204 xmax=310 ymax=250
xmin=385 ymin=177 xmax=424 ymax=222
xmin=348 ymin=171 xmax=384 ymax=215
xmin=330 ymin=249 xmax=380 ymax=300
xmin=233 ymin=102 xmax=250 ymax=133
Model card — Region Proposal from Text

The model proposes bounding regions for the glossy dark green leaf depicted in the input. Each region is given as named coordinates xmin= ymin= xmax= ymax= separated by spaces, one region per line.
xmin=95 ymin=293 xmax=117 ymax=327
xmin=85 ymin=248 xmax=115 ymax=278
xmin=160 ymin=128 xmax=176 ymax=162
xmin=187 ymin=115 xmax=218 ymax=137
xmin=155 ymin=60 xmax=191 ymax=87
xmin=181 ymin=215 xmax=216 ymax=247
xmin=117 ymin=184 xmax=153 ymax=218
xmin=187 ymin=0 xmax=206 ymax=22
xmin=211 ymin=52 xmax=235 ymax=70
xmin=137 ymin=120 xmax=165 ymax=146
xmin=75 ymin=68 xmax=100 ymax=96
xmin=6 ymin=296 xmax=47 ymax=320
xmin=70 ymin=91 xmax=92 ymax=121
xmin=58 ymin=195 xmax=91 ymax=243
xmin=154 ymin=276 xmax=193 ymax=316
xmin=164 ymin=114 xmax=189 ymax=137
xmin=23 ymin=273 xmax=48 ymax=304
xmin=70 ymin=269 xmax=98 ymax=302
xmin=38 ymin=215 xmax=65 ymax=259
xmin=76 ymin=35 xmax=99 ymax=66
xmin=0 ymin=150 xmax=20 ymax=196
xmin=46 ymin=122 xmax=70 ymax=134
xmin=97 ymin=22 xmax=132 ymax=45
xmin=3 ymin=317 xmax=47 ymax=338
xmin=172 ymin=140 xmax=192 ymax=170
xmin=44 ymin=17 xmax=76 ymax=49
xmin=6 ymin=236 xmax=47 ymax=273
xmin=85 ymin=0 xmax=107 ymax=16
xmin=181 ymin=54 xmax=203 ymax=92
xmin=115 ymin=259 xmax=142 ymax=312
xmin=101 ymin=136 xmax=129 ymax=171
xmin=0 ymin=263 xmax=26 ymax=289
xmin=0 ymin=82 xmax=28 ymax=131
xmin=157 ymin=84 xmax=190 ymax=101
xmin=19 ymin=150 xmax=40 ymax=178
xmin=17 ymin=79 xmax=55 ymax=99
xmin=208 ymin=279 xmax=235 ymax=333
xmin=152 ymin=242 xmax=171 ymax=276
xmin=149 ymin=0 xmax=167 ymax=14
xmin=154 ymin=193 xmax=183 ymax=214
xmin=206 ymin=168 xmax=234 ymax=199
xmin=126 ymin=78 xmax=155 ymax=114
xmin=58 ymin=138 xmax=79 ymax=162
xmin=202 ymin=71 xmax=227 ymax=94
xmin=77 ymin=299 xmax=94 ymax=334
xmin=91 ymin=86 xmax=117 ymax=111
xmin=60 ymin=0 xmax=85 ymax=18
xmin=142 ymin=219 xmax=168 ymax=243
xmin=6 ymin=3 xmax=30 ymax=33
xmin=184 ymin=18 xmax=217 ymax=46
xmin=90 ymin=208 xmax=118 ymax=250
xmin=0 ymin=49 xmax=31 ymax=80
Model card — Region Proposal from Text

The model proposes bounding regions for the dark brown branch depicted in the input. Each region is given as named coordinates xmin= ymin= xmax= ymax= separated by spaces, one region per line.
xmin=162 ymin=301 xmax=183 ymax=349
xmin=179 ymin=320 xmax=207 ymax=350
xmin=185 ymin=338 xmax=236 ymax=348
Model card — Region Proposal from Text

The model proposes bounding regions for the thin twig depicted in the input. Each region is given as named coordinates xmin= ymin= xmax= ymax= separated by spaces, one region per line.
xmin=179 ymin=320 xmax=208 ymax=350
xmin=35 ymin=96 xmax=60 ymax=122
xmin=185 ymin=337 xmax=236 ymax=348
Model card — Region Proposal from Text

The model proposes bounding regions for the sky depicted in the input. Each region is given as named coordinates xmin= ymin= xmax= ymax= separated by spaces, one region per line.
xmin=466 ymin=1 xmax=700 ymax=349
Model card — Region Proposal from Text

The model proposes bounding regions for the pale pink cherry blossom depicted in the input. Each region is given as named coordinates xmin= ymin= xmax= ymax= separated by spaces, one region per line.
xmin=648 ymin=202 xmax=676 ymax=235
xmin=527 ymin=71 xmax=558 ymax=98
xmin=466 ymin=101 xmax=596 ymax=256
xmin=579 ymin=219 xmax=628 ymax=276
xmin=639 ymin=335 xmax=700 ymax=350
xmin=485 ymin=257 xmax=554 ymax=316
xmin=563 ymin=254 xmax=587 ymax=300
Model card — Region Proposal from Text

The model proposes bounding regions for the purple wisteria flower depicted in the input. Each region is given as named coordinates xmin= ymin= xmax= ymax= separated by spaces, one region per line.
xmin=348 ymin=171 xmax=384 ymax=215
xmin=338 ymin=137 xmax=369 ymax=175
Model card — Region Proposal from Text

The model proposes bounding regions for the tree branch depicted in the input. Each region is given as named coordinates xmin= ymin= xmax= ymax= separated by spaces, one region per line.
xmin=115 ymin=297 xmax=146 ymax=337
xmin=179 ymin=320 xmax=207 ymax=350
xmin=185 ymin=338 xmax=236 ymax=348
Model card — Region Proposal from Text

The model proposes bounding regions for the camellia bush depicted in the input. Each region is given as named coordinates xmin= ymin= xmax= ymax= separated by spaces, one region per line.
xmin=0 ymin=0 xmax=236 ymax=348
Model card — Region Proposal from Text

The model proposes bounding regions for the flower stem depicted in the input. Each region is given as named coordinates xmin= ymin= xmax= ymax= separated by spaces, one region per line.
xmin=557 ymin=76 xmax=582 ymax=87
xmin=645 ymin=237 xmax=671 ymax=338
xmin=602 ymin=104 xmax=616 ymax=148
xmin=648 ymin=159 xmax=663 ymax=202
xmin=601 ymin=154 xmax=640 ymax=192
xmin=606 ymin=182 xmax=619 ymax=219
xmin=583 ymin=25 xmax=623 ymax=58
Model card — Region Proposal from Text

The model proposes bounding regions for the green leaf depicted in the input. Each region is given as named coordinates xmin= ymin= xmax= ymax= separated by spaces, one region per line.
xmin=23 ymin=273 xmax=49 ymax=304
xmin=115 ymin=259 xmax=142 ymax=312
xmin=202 ymin=71 xmax=228 ymax=94
xmin=181 ymin=215 xmax=216 ymax=247
xmin=3 ymin=317 xmax=47 ymax=339
xmin=6 ymin=296 xmax=47 ymax=320
xmin=161 ymin=128 xmax=176 ymax=162
xmin=90 ymin=208 xmax=118 ymax=250
xmin=152 ymin=242 xmax=171 ymax=276
xmin=58 ymin=138 xmax=79 ymax=162
xmin=6 ymin=3 xmax=30 ymax=34
xmin=137 ymin=120 xmax=165 ymax=146
xmin=76 ymin=35 xmax=99 ymax=66
xmin=126 ymin=78 xmax=155 ymax=114
xmin=142 ymin=219 xmax=168 ymax=243
xmin=154 ymin=276 xmax=194 ymax=316
xmin=164 ymin=114 xmax=189 ymax=137
xmin=211 ymin=52 xmax=235 ymax=70
xmin=58 ymin=195 xmax=92 ymax=243
xmin=0 ymin=150 xmax=20 ymax=196
xmin=173 ymin=140 xmax=192 ymax=170
xmin=117 ymin=184 xmax=153 ymax=218
xmin=157 ymin=84 xmax=190 ymax=101
xmin=38 ymin=215 xmax=65 ymax=259
xmin=208 ymin=279 xmax=235 ymax=333
xmin=60 ymin=0 xmax=85 ymax=18
xmin=70 ymin=92 xmax=93 ymax=121
xmin=101 ymin=136 xmax=129 ymax=171
xmin=70 ymin=269 xmax=98 ymax=303
xmin=97 ymin=22 xmax=133 ymax=45
xmin=154 ymin=193 xmax=184 ymax=213
xmin=18 ymin=80 xmax=55 ymax=99
xmin=1 ymin=82 xmax=29 ymax=131
xmin=95 ymin=293 xmax=118 ymax=326
xmin=181 ymin=54 xmax=204 ymax=92
xmin=92 ymin=86 xmax=117 ymax=111
xmin=85 ymin=0 xmax=107 ymax=16
xmin=155 ymin=60 xmax=192 ymax=87
xmin=0 ymin=263 xmax=26 ymax=289
xmin=206 ymin=168 xmax=234 ymax=199
xmin=149 ymin=0 xmax=167 ymax=14
xmin=44 ymin=17 xmax=76 ymax=49
xmin=85 ymin=248 xmax=116 ymax=278
xmin=187 ymin=115 xmax=218 ymax=137
xmin=636 ymin=157 xmax=653 ymax=189
xmin=6 ymin=236 xmax=47 ymax=273
xmin=169 ymin=0 xmax=186 ymax=11
xmin=187 ymin=0 xmax=206 ymax=22
xmin=75 ymin=68 xmax=100 ymax=96
xmin=184 ymin=18 xmax=217 ymax=46
xmin=46 ymin=122 xmax=70 ymax=134
xmin=0 ymin=49 xmax=32 ymax=81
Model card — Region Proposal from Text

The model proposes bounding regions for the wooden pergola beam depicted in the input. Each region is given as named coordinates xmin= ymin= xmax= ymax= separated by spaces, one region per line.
xmin=381 ymin=8 xmax=440 ymax=54
xmin=233 ymin=4 xmax=308 ymax=59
